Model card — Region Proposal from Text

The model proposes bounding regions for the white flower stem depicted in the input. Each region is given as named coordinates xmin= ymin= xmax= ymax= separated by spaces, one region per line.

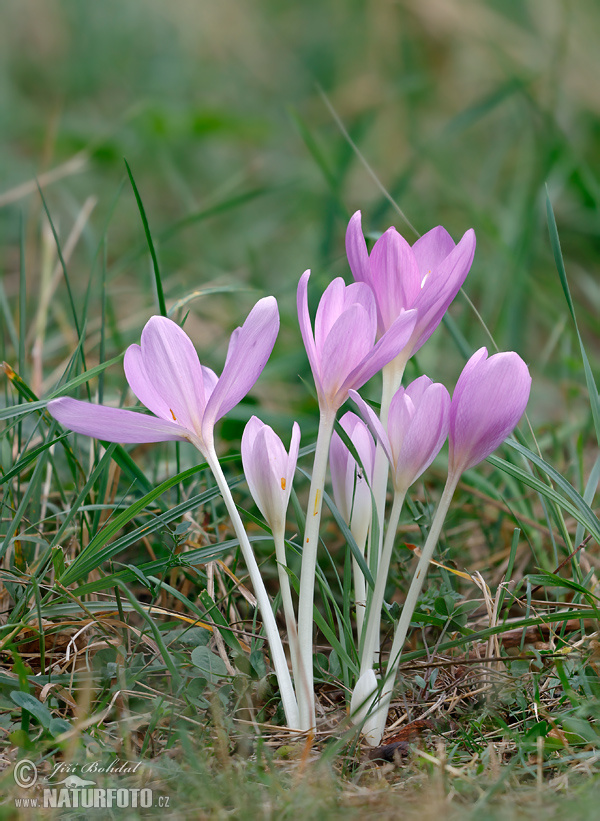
xmin=204 ymin=445 xmax=300 ymax=730
xmin=349 ymin=508 xmax=370 ymax=642
xmin=296 ymin=407 xmax=336 ymax=731
xmin=372 ymin=470 xmax=460 ymax=742
xmin=359 ymin=488 xmax=405 ymax=677
xmin=369 ymin=354 xmax=408 ymax=565
xmin=273 ymin=524 xmax=301 ymax=693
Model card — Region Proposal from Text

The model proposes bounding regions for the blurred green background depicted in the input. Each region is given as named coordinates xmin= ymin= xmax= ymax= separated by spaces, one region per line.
xmin=1 ymin=0 xmax=599 ymax=431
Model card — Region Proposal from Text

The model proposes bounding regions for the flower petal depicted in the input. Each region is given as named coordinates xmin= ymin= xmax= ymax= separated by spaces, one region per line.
xmin=319 ymin=303 xmax=375 ymax=404
xmin=138 ymin=316 xmax=206 ymax=434
xmin=449 ymin=349 xmax=531 ymax=474
xmin=48 ymin=397 xmax=187 ymax=443
xmin=297 ymin=270 xmax=323 ymax=396
xmin=124 ymin=344 xmax=173 ymax=421
xmin=345 ymin=211 xmax=371 ymax=284
xmin=286 ymin=422 xmax=301 ymax=501
xmin=204 ymin=296 xmax=280 ymax=432
xmin=337 ymin=308 xmax=417 ymax=401
xmin=349 ymin=391 xmax=393 ymax=466
xmin=241 ymin=416 xmax=297 ymax=532
xmin=392 ymin=383 xmax=450 ymax=491
xmin=370 ymin=228 xmax=420 ymax=333
xmin=412 ymin=226 xmax=456 ymax=284
xmin=410 ymin=228 xmax=476 ymax=354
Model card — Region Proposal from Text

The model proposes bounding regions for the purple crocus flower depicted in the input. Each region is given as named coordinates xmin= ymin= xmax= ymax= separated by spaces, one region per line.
xmin=329 ymin=411 xmax=375 ymax=526
xmin=350 ymin=375 xmax=450 ymax=494
xmin=345 ymin=211 xmax=476 ymax=356
xmin=449 ymin=347 xmax=531 ymax=475
xmin=241 ymin=416 xmax=300 ymax=533
xmin=297 ymin=270 xmax=416 ymax=413
xmin=48 ymin=297 xmax=280 ymax=455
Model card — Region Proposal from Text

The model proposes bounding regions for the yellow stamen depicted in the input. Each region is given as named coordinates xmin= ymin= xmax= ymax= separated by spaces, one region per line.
xmin=170 ymin=409 xmax=177 ymax=421
xmin=281 ymin=477 xmax=286 ymax=490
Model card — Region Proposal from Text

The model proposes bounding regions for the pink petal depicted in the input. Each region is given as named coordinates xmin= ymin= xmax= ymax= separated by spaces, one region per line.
xmin=338 ymin=308 xmax=417 ymax=400
xmin=138 ymin=316 xmax=206 ymax=434
xmin=404 ymin=374 xmax=434 ymax=405
xmin=393 ymin=383 xmax=450 ymax=490
xmin=449 ymin=350 xmax=531 ymax=474
xmin=410 ymin=228 xmax=476 ymax=354
xmin=345 ymin=211 xmax=370 ymax=284
xmin=286 ymin=422 xmax=301 ymax=497
xmin=314 ymin=278 xmax=349 ymax=355
xmin=48 ymin=397 xmax=187 ymax=443
xmin=204 ymin=296 xmax=279 ymax=431
xmin=124 ymin=344 xmax=173 ymax=421
xmin=412 ymin=226 xmax=456 ymax=283
xmin=296 ymin=270 xmax=323 ymax=396
xmin=241 ymin=415 xmax=298 ymax=530
xmin=349 ymin=391 xmax=393 ymax=467
xmin=369 ymin=228 xmax=420 ymax=333
xmin=330 ymin=412 xmax=358 ymax=522
xmin=386 ymin=389 xmax=414 ymax=464
xmin=319 ymin=303 xmax=375 ymax=404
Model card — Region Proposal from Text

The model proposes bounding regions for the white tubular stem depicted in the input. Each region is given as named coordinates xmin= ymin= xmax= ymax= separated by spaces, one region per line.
xmin=372 ymin=471 xmax=460 ymax=741
xmin=349 ymin=508 xmax=370 ymax=643
xmin=272 ymin=525 xmax=301 ymax=695
xmin=359 ymin=488 xmax=406 ymax=676
xmin=205 ymin=446 xmax=300 ymax=730
xmin=295 ymin=408 xmax=336 ymax=732
xmin=369 ymin=354 xmax=408 ymax=566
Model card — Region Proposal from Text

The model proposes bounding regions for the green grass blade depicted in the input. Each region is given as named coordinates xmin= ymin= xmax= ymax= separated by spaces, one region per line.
xmin=124 ymin=158 xmax=167 ymax=317
xmin=546 ymin=189 xmax=600 ymax=446
xmin=489 ymin=442 xmax=600 ymax=543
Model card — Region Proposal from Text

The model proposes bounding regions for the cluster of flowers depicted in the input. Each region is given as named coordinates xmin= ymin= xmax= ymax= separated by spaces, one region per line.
xmin=49 ymin=212 xmax=531 ymax=743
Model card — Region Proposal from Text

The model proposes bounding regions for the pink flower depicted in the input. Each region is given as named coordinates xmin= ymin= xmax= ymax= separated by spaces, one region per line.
xmin=449 ymin=347 xmax=531 ymax=475
xmin=48 ymin=298 xmax=280 ymax=455
xmin=350 ymin=375 xmax=450 ymax=494
xmin=345 ymin=211 xmax=476 ymax=355
xmin=241 ymin=416 xmax=300 ymax=533
xmin=297 ymin=271 xmax=416 ymax=412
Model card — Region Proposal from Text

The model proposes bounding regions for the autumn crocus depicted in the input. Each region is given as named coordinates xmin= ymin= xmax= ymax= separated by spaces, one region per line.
xmin=350 ymin=376 xmax=450 ymax=682
xmin=329 ymin=412 xmax=376 ymax=638
xmin=49 ymin=299 xmax=300 ymax=730
xmin=49 ymin=299 xmax=280 ymax=457
xmin=295 ymin=271 xmax=416 ymax=731
xmin=366 ymin=348 xmax=531 ymax=746
xmin=345 ymin=211 xmax=476 ymax=366
xmin=241 ymin=416 xmax=301 ymax=690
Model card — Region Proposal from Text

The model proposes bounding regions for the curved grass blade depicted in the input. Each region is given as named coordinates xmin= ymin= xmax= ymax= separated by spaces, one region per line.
xmin=546 ymin=189 xmax=600 ymax=446
xmin=124 ymin=158 xmax=167 ymax=317
xmin=489 ymin=442 xmax=600 ymax=544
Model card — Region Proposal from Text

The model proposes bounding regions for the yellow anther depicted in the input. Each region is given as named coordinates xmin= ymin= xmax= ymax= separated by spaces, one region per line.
xmin=281 ymin=477 xmax=286 ymax=490
xmin=170 ymin=409 xmax=177 ymax=421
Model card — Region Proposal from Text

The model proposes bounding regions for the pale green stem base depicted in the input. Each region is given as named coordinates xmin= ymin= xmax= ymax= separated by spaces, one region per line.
xmin=296 ymin=408 xmax=336 ymax=731
xmin=204 ymin=445 xmax=300 ymax=730
xmin=370 ymin=470 xmax=460 ymax=743
xmin=359 ymin=489 xmax=405 ymax=676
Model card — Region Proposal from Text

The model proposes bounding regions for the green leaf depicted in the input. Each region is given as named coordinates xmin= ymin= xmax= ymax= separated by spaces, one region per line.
xmin=10 ymin=691 xmax=53 ymax=728
xmin=191 ymin=646 xmax=230 ymax=682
